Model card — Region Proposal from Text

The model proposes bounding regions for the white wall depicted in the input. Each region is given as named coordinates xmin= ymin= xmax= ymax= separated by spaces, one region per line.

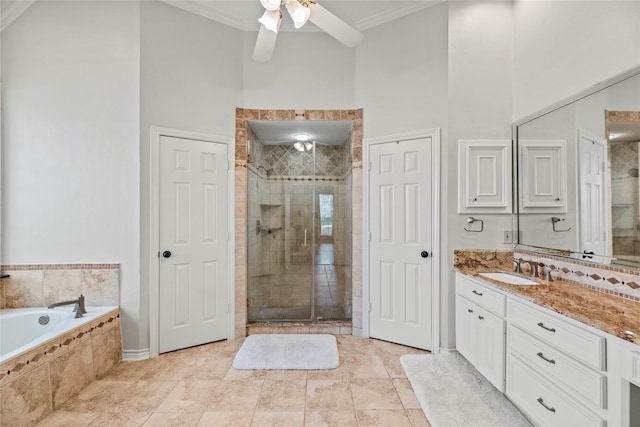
xmin=355 ymin=4 xmax=448 ymax=139
xmin=139 ymin=1 xmax=243 ymax=352
xmin=1 ymin=1 xmax=141 ymax=345
xmin=242 ymin=31 xmax=356 ymax=109
xmin=513 ymin=0 xmax=640 ymax=120
xmin=446 ymin=1 xmax=514 ymax=348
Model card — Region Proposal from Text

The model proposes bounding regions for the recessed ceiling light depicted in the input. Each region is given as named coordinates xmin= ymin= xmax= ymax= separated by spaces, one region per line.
xmin=294 ymin=133 xmax=310 ymax=141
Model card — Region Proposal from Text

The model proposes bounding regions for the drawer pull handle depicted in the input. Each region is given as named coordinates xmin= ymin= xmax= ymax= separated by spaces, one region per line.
xmin=537 ymin=397 xmax=556 ymax=413
xmin=472 ymin=290 xmax=483 ymax=296
xmin=537 ymin=322 xmax=556 ymax=333
xmin=468 ymin=309 xmax=474 ymax=313
xmin=478 ymin=315 xmax=484 ymax=320
xmin=536 ymin=352 xmax=556 ymax=364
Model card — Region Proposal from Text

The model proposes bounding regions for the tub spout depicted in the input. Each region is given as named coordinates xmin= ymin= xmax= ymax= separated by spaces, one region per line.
xmin=48 ymin=295 xmax=87 ymax=318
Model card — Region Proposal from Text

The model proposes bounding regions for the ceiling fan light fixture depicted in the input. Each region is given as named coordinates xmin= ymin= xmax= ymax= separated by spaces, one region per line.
xmin=258 ymin=9 xmax=282 ymax=33
xmin=293 ymin=141 xmax=305 ymax=151
xmin=260 ymin=0 xmax=281 ymax=11
xmin=286 ymin=0 xmax=311 ymax=29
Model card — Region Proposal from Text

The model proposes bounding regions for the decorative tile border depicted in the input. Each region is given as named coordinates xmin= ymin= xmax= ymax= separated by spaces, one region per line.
xmin=2 ymin=263 xmax=119 ymax=271
xmin=515 ymin=249 xmax=640 ymax=303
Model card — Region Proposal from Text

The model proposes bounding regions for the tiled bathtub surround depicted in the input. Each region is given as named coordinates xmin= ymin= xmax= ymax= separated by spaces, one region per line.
xmin=0 ymin=264 xmax=120 ymax=308
xmin=0 ymin=309 xmax=121 ymax=426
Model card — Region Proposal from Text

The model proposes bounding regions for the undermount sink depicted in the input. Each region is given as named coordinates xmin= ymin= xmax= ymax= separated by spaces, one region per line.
xmin=477 ymin=271 xmax=540 ymax=286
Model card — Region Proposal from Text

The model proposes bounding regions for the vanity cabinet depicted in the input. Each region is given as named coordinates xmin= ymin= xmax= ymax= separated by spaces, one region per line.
xmin=454 ymin=272 xmax=639 ymax=427
xmin=506 ymin=300 xmax=607 ymax=427
xmin=455 ymin=274 xmax=506 ymax=392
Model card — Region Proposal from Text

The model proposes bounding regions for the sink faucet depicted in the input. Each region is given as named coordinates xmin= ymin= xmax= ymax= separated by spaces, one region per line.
xmin=523 ymin=260 xmax=539 ymax=277
xmin=513 ymin=258 xmax=524 ymax=273
xmin=48 ymin=294 xmax=86 ymax=318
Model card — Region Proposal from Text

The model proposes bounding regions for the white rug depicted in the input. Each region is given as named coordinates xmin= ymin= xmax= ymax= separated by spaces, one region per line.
xmin=232 ymin=334 xmax=339 ymax=370
xmin=401 ymin=353 xmax=532 ymax=427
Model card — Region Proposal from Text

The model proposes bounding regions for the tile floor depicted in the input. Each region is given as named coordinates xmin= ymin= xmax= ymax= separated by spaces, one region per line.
xmin=36 ymin=335 xmax=432 ymax=426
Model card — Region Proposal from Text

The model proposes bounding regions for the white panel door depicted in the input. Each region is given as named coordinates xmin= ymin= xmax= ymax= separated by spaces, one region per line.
xmin=369 ymin=138 xmax=433 ymax=350
xmin=578 ymin=131 xmax=607 ymax=257
xmin=159 ymin=136 xmax=228 ymax=353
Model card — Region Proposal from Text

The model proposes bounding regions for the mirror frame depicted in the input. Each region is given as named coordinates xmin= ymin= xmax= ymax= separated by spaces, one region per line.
xmin=513 ymin=66 xmax=640 ymax=269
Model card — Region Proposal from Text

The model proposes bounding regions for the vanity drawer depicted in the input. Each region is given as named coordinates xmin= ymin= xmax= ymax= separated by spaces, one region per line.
xmin=456 ymin=274 xmax=506 ymax=316
xmin=507 ymin=325 xmax=607 ymax=408
xmin=508 ymin=298 xmax=605 ymax=371
xmin=506 ymin=354 xmax=605 ymax=427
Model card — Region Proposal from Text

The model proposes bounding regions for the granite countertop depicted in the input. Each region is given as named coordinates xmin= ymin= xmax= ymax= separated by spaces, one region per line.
xmin=455 ymin=266 xmax=640 ymax=345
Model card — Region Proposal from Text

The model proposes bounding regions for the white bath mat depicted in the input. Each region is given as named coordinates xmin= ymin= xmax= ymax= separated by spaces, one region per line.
xmin=401 ymin=353 xmax=532 ymax=427
xmin=232 ymin=334 xmax=339 ymax=370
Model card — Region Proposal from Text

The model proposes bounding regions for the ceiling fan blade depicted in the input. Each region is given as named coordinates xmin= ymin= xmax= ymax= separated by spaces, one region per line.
xmin=308 ymin=3 xmax=364 ymax=48
xmin=253 ymin=24 xmax=279 ymax=62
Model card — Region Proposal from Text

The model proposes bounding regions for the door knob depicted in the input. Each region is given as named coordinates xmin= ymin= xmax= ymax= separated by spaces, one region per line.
xmin=162 ymin=250 xmax=172 ymax=258
xmin=420 ymin=251 xmax=429 ymax=258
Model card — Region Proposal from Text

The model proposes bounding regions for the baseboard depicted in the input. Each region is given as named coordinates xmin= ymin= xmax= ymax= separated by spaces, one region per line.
xmin=438 ymin=347 xmax=459 ymax=354
xmin=122 ymin=348 xmax=150 ymax=361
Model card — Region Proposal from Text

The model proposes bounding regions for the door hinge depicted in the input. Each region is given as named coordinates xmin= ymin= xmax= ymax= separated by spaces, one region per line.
xmin=368 ymin=161 xmax=372 ymax=172
xmin=227 ymin=303 xmax=231 ymax=313
xmin=368 ymin=301 xmax=372 ymax=313
xmin=227 ymin=160 xmax=230 ymax=171
xmin=227 ymin=232 xmax=230 ymax=241
xmin=369 ymin=231 xmax=372 ymax=242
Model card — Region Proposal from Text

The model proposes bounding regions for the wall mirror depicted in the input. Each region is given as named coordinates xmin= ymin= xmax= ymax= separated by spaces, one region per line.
xmin=515 ymin=67 xmax=640 ymax=269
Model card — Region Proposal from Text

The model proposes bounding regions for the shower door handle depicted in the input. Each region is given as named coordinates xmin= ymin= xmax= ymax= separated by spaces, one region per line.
xmin=304 ymin=229 xmax=308 ymax=249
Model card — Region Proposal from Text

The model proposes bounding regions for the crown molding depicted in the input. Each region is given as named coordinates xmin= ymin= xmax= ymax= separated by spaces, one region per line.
xmin=356 ymin=1 xmax=444 ymax=31
xmin=1 ymin=0 xmax=36 ymax=32
xmin=161 ymin=0 xmax=249 ymax=30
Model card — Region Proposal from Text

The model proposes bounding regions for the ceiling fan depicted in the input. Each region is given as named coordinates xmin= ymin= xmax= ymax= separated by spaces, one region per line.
xmin=253 ymin=0 xmax=364 ymax=62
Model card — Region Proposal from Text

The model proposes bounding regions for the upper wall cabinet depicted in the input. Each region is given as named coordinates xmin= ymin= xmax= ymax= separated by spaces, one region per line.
xmin=519 ymin=140 xmax=567 ymax=212
xmin=458 ymin=139 xmax=512 ymax=214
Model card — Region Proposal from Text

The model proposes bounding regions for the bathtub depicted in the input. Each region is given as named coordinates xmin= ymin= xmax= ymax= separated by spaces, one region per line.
xmin=0 ymin=305 xmax=118 ymax=363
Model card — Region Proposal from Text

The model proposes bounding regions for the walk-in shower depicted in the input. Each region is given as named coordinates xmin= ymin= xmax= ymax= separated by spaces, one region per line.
xmin=246 ymin=120 xmax=353 ymax=322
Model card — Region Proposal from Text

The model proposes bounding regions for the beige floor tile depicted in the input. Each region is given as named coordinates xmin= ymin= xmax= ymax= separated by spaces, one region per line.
xmin=207 ymin=380 xmax=263 ymax=411
xmin=88 ymin=411 xmax=151 ymax=427
xmin=197 ymin=411 xmax=253 ymax=427
xmin=393 ymin=378 xmax=422 ymax=409
xmin=406 ymin=409 xmax=432 ymax=427
xmin=101 ymin=361 xmax=147 ymax=381
xmin=350 ymin=378 xmax=404 ymax=410
xmin=35 ymin=411 xmax=99 ymax=427
xmin=38 ymin=336 xmax=432 ymax=427
xmin=140 ymin=358 xmax=197 ymax=381
xmin=251 ymin=411 xmax=305 ymax=427
xmin=304 ymin=410 xmax=358 ymax=427
xmin=223 ymin=367 xmax=268 ymax=381
xmin=264 ymin=369 xmax=308 ymax=381
xmin=356 ymin=409 xmax=413 ymax=426
xmin=59 ymin=380 xmax=134 ymax=412
xmin=112 ymin=380 xmax=178 ymax=412
xmin=345 ymin=354 xmax=389 ymax=379
xmin=156 ymin=381 xmax=219 ymax=412
xmin=182 ymin=357 xmax=233 ymax=380
xmin=142 ymin=412 xmax=203 ymax=426
xmin=257 ymin=379 xmax=307 ymax=411
xmin=305 ymin=380 xmax=353 ymax=411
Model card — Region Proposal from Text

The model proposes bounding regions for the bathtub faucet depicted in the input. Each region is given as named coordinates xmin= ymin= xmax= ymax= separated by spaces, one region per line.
xmin=47 ymin=294 xmax=87 ymax=318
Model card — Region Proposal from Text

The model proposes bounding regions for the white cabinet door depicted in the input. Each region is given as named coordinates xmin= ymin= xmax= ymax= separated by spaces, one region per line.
xmin=519 ymin=140 xmax=567 ymax=211
xmin=458 ymin=140 xmax=512 ymax=213
xmin=456 ymin=295 xmax=478 ymax=365
xmin=455 ymin=292 xmax=505 ymax=392
xmin=477 ymin=307 xmax=506 ymax=391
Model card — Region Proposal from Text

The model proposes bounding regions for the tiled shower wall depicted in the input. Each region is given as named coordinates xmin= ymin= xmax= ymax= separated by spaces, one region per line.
xmin=0 ymin=264 xmax=120 ymax=309
xmin=236 ymin=108 xmax=363 ymax=337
